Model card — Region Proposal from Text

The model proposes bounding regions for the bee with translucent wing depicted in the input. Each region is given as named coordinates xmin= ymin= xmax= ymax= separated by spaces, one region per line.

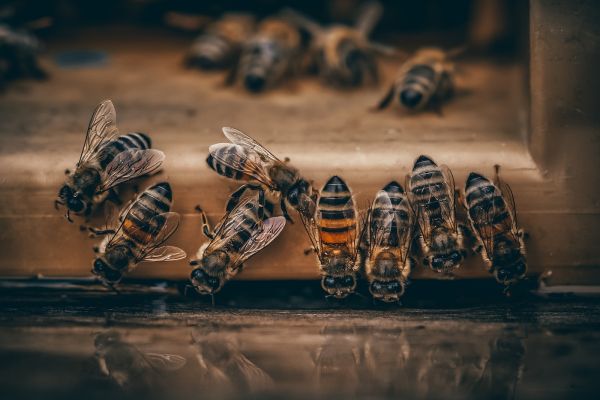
xmin=90 ymin=182 xmax=186 ymax=287
xmin=303 ymin=176 xmax=363 ymax=298
xmin=463 ymin=166 xmax=527 ymax=290
xmin=408 ymin=155 xmax=467 ymax=274
xmin=234 ymin=16 xmax=302 ymax=92
xmin=364 ymin=181 xmax=414 ymax=302
xmin=375 ymin=46 xmax=465 ymax=112
xmin=206 ymin=127 xmax=317 ymax=223
xmin=189 ymin=188 xmax=286 ymax=297
xmin=185 ymin=13 xmax=255 ymax=70
xmin=284 ymin=1 xmax=391 ymax=87
xmin=55 ymin=100 xmax=165 ymax=222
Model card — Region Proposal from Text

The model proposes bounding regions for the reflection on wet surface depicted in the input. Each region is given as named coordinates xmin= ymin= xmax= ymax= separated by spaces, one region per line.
xmin=0 ymin=286 xmax=599 ymax=399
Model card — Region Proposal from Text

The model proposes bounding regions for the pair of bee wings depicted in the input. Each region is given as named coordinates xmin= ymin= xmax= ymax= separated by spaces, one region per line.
xmin=77 ymin=100 xmax=165 ymax=193
xmin=364 ymin=190 xmax=414 ymax=264
xmin=469 ymin=177 xmax=521 ymax=261
xmin=104 ymin=202 xmax=186 ymax=264
xmin=407 ymin=165 xmax=458 ymax=245
xmin=208 ymin=127 xmax=282 ymax=190
xmin=206 ymin=195 xmax=286 ymax=271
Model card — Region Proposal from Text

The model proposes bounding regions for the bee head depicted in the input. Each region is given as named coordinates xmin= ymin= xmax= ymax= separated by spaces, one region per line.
xmin=58 ymin=184 xmax=87 ymax=214
xmin=91 ymin=257 xmax=123 ymax=285
xmin=287 ymin=179 xmax=316 ymax=217
xmin=190 ymin=268 xmax=223 ymax=295
xmin=426 ymin=250 xmax=464 ymax=273
xmin=369 ymin=280 xmax=404 ymax=303
xmin=321 ymin=274 xmax=356 ymax=299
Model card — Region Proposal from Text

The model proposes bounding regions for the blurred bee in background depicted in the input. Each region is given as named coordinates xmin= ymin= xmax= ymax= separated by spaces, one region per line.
xmin=285 ymin=1 xmax=391 ymax=87
xmin=185 ymin=13 xmax=255 ymax=70
xmin=363 ymin=181 xmax=414 ymax=302
xmin=90 ymin=182 xmax=186 ymax=287
xmin=463 ymin=166 xmax=527 ymax=290
xmin=233 ymin=16 xmax=302 ymax=92
xmin=189 ymin=189 xmax=285 ymax=298
xmin=191 ymin=328 xmax=273 ymax=393
xmin=0 ymin=22 xmax=46 ymax=85
xmin=206 ymin=127 xmax=317 ymax=223
xmin=304 ymin=176 xmax=362 ymax=298
xmin=55 ymin=100 xmax=165 ymax=222
xmin=94 ymin=330 xmax=186 ymax=389
xmin=408 ymin=155 xmax=466 ymax=274
xmin=375 ymin=46 xmax=464 ymax=112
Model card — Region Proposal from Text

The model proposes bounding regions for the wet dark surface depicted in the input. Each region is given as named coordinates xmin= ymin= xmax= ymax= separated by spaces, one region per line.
xmin=0 ymin=281 xmax=599 ymax=400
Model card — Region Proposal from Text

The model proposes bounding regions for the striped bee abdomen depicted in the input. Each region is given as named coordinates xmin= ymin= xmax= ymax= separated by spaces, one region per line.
xmin=122 ymin=182 xmax=172 ymax=248
xmin=224 ymin=199 xmax=263 ymax=252
xmin=206 ymin=144 xmax=256 ymax=181
xmin=318 ymin=176 xmax=356 ymax=247
xmin=400 ymin=64 xmax=436 ymax=108
xmin=98 ymin=132 xmax=152 ymax=169
xmin=465 ymin=172 xmax=511 ymax=238
xmin=372 ymin=181 xmax=411 ymax=248
xmin=409 ymin=155 xmax=450 ymax=224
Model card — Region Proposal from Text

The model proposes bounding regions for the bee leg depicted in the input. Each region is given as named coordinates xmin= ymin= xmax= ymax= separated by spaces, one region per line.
xmin=106 ymin=188 xmax=122 ymax=205
xmin=459 ymin=223 xmax=473 ymax=239
xmin=280 ymin=198 xmax=294 ymax=224
xmin=303 ymin=247 xmax=317 ymax=255
xmin=92 ymin=245 xmax=100 ymax=253
xmin=518 ymin=229 xmax=529 ymax=240
xmin=372 ymin=85 xmax=395 ymax=111
xmin=189 ymin=260 xmax=199 ymax=266
xmin=65 ymin=210 xmax=73 ymax=223
xmin=88 ymin=227 xmax=116 ymax=237
xmin=54 ymin=200 xmax=64 ymax=210
xmin=194 ymin=205 xmax=215 ymax=240
xmin=431 ymin=97 xmax=444 ymax=117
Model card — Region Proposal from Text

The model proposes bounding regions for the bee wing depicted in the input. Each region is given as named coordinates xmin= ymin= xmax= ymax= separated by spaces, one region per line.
xmin=206 ymin=196 xmax=259 ymax=252
xmin=135 ymin=212 xmax=183 ymax=263
xmin=367 ymin=191 xmax=394 ymax=258
xmin=495 ymin=176 xmax=520 ymax=235
xmin=143 ymin=246 xmax=187 ymax=262
xmin=221 ymin=127 xmax=281 ymax=163
xmin=143 ymin=353 xmax=187 ymax=371
xmin=469 ymin=199 xmax=498 ymax=261
xmin=298 ymin=201 xmax=321 ymax=259
xmin=78 ymin=100 xmax=119 ymax=166
xmin=236 ymin=216 xmax=286 ymax=264
xmin=231 ymin=354 xmax=274 ymax=392
xmin=355 ymin=1 xmax=383 ymax=37
xmin=208 ymin=143 xmax=275 ymax=189
xmin=440 ymin=164 xmax=458 ymax=230
xmin=97 ymin=149 xmax=165 ymax=193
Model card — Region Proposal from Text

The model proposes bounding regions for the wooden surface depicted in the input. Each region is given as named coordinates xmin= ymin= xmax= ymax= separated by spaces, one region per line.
xmin=0 ymin=285 xmax=599 ymax=400
xmin=0 ymin=25 xmax=598 ymax=284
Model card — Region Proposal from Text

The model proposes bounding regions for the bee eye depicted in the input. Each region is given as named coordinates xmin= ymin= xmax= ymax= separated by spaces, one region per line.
xmin=322 ymin=276 xmax=336 ymax=289
xmin=387 ymin=281 xmax=402 ymax=293
xmin=431 ymin=257 xmax=444 ymax=270
xmin=370 ymin=281 xmax=383 ymax=293
xmin=67 ymin=198 xmax=85 ymax=212
xmin=450 ymin=251 xmax=462 ymax=263
xmin=342 ymin=275 xmax=355 ymax=287
xmin=93 ymin=259 xmax=106 ymax=273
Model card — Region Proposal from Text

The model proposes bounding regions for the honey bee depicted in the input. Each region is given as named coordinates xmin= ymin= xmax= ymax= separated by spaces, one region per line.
xmin=285 ymin=1 xmax=389 ymax=87
xmin=463 ymin=166 xmax=527 ymax=289
xmin=185 ymin=13 xmax=255 ymax=70
xmin=234 ymin=16 xmax=301 ymax=92
xmin=304 ymin=176 xmax=362 ymax=298
xmin=191 ymin=329 xmax=273 ymax=393
xmin=375 ymin=46 xmax=464 ymax=112
xmin=189 ymin=189 xmax=286 ymax=297
xmin=206 ymin=127 xmax=317 ymax=223
xmin=55 ymin=100 xmax=165 ymax=222
xmin=94 ymin=330 xmax=186 ymax=389
xmin=408 ymin=155 xmax=466 ymax=273
xmin=363 ymin=181 xmax=414 ymax=302
xmin=91 ymin=182 xmax=186 ymax=286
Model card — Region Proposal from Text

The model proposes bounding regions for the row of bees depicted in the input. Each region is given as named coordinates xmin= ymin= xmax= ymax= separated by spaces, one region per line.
xmin=56 ymin=100 xmax=527 ymax=303
xmin=184 ymin=2 xmax=462 ymax=112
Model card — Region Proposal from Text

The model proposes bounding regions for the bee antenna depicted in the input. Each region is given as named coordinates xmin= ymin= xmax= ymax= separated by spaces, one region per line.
xmin=65 ymin=210 xmax=73 ymax=223
xmin=211 ymin=294 xmax=215 ymax=307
